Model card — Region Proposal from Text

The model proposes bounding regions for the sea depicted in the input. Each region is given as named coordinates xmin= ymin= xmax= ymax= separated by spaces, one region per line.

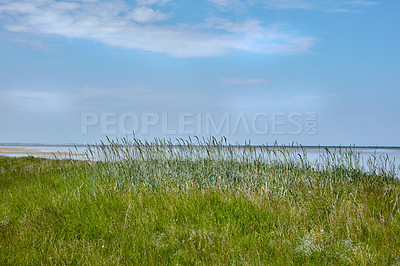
xmin=1 ymin=144 xmax=399 ymax=177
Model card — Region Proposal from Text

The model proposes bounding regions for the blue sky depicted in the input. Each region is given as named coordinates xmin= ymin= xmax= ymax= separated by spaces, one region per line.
xmin=0 ymin=0 xmax=399 ymax=145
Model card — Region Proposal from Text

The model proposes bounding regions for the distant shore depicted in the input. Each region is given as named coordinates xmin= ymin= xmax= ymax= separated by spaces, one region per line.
xmin=1 ymin=144 xmax=400 ymax=159
xmin=1 ymin=143 xmax=400 ymax=149
xmin=0 ymin=146 xmax=83 ymax=157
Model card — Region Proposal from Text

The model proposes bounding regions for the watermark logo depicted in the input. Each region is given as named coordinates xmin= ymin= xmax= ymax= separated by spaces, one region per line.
xmin=82 ymin=112 xmax=317 ymax=136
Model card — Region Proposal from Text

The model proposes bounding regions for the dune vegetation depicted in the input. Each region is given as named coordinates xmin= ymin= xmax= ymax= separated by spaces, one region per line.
xmin=1 ymin=137 xmax=399 ymax=264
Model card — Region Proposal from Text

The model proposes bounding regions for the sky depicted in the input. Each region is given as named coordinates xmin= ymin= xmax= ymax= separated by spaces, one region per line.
xmin=0 ymin=0 xmax=399 ymax=146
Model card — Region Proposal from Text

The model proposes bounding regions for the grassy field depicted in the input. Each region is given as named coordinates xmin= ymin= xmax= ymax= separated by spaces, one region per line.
xmin=1 ymin=137 xmax=400 ymax=264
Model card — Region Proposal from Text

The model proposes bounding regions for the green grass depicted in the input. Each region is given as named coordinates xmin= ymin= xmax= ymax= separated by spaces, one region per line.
xmin=1 ymin=137 xmax=400 ymax=264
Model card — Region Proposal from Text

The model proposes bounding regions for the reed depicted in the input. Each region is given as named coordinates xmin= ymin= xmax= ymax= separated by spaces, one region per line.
xmin=78 ymin=137 xmax=398 ymax=194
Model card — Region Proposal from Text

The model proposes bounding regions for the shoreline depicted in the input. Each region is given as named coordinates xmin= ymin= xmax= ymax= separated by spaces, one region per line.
xmin=0 ymin=147 xmax=83 ymax=157
xmin=1 ymin=145 xmax=400 ymax=157
xmin=1 ymin=144 xmax=400 ymax=149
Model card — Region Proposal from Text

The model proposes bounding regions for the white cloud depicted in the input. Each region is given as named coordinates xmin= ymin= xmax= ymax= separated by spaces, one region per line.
xmin=136 ymin=0 xmax=171 ymax=6
xmin=207 ymin=0 xmax=248 ymax=12
xmin=208 ymin=0 xmax=230 ymax=6
xmin=245 ymin=0 xmax=378 ymax=11
xmin=130 ymin=7 xmax=168 ymax=23
xmin=221 ymin=77 xmax=268 ymax=85
xmin=264 ymin=0 xmax=312 ymax=10
xmin=324 ymin=0 xmax=378 ymax=12
xmin=293 ymin=93 xmax=337 ymax=100
xmin=1 ymin=89 xmax=69 ymax=111
xmin=71 ymin=86 xmax=224 ymax=110
xmin=0 ymin=0 xmax=316 ymax=57
xmin=207 ymin=0 xmax=243 ymax=8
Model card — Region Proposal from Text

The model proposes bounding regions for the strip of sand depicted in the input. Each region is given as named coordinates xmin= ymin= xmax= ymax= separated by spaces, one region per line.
xmin=0 ymin=146 xmax=82 ymax=157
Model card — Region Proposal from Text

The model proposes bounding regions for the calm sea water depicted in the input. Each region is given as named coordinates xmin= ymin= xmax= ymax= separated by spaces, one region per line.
xmin=1 ymin=145 xmax=399 ymax=176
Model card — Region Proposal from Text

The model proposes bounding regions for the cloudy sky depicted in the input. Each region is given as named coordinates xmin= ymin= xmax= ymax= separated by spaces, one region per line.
xmin=0 ymin=0 xmax=399 ymax=145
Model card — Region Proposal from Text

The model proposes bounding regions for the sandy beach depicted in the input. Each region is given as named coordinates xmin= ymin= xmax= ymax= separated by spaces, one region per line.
xmin=0 ymin=146 xmax=83 ymax=158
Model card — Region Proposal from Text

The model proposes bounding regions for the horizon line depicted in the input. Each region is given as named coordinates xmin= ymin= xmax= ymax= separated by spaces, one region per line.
xmin=1 ymin=143 xmax=400 ymax=149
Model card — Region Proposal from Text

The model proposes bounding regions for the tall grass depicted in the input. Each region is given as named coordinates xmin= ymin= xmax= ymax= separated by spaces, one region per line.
xmin=1 ymin=137 xmax=400 ymax=264
xmin=75 ymin=136 xmax=400 ymax=225
xmin=78 ymin=136 xmax=398 ymax=193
